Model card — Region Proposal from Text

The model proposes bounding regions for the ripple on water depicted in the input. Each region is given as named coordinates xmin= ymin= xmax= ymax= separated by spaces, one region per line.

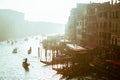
xmin=0 ymin=39 xmax=61 ymax=80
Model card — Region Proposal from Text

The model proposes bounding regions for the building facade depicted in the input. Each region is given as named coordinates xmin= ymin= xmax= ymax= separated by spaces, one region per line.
xmin=65 ymin=3 xmax=87 ymax=45
xmin=66 ymin=0 xmax=120 ymax=57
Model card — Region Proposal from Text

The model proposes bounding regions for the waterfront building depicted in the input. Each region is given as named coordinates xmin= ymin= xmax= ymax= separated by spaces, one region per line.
xmin=95 ymin=1 xmax=120 ymax=58
xmin=75 ymin=4 xmax=87 ymax=46
xmin=65 ymin=3 xmax=87 ymax=46
xmin=85 ymin=3 xmax=100 ymax=49
xmin=66 ymin=0 xmax=120 ymax=55
xmin=65 ymin=8 xmax=77 ymax=43
xmin=65 ymin=1 xmax=120 ymax=79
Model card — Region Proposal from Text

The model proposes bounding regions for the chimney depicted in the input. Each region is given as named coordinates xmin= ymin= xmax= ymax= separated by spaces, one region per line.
xmin=115 ymin=0 xmax=117 ymax=3
xmin=111 ymin=0 xmax=113 ymax=4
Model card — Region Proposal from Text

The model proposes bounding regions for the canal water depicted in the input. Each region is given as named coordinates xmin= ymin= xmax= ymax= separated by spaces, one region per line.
xmin=0 ymin=36 xmax=103 ymax=80
xmin=0 ymin=36 xmax=62 ymax=80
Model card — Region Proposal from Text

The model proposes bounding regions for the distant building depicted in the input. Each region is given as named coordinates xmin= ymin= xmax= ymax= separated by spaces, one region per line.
xmin=65 ymin=3 xmax=87 ymax=45
xmin=0 ymin=9 xmax=65 ymax=41
xmin=65 ymin=8 xmax=77 ymax=43
xmin=0 ymin=9 xmax=24 ymax=40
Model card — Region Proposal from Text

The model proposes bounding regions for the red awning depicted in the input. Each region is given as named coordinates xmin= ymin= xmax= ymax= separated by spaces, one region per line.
xmin=107 ymin=52 xmax=118 ymax=55
xmin=106 ymin=60 xmax=120 ymax=66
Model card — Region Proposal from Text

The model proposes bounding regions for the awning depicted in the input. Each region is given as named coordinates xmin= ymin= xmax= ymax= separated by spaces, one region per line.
xmin=66 ymin=44 xmax=87 ymax=52
xmin=107 ymin=52 xmax=118 ymax=55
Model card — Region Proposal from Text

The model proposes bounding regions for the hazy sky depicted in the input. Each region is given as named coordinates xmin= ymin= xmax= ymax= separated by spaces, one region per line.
xmin=0 ymin=0 xmax=110 ymax=24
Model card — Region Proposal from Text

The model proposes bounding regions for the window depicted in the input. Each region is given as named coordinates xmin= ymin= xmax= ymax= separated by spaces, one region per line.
xmin=115 ymin=23 xmax=117 ymax=32
xmin=115 ymin=38 xmax=117 ymax=46
xmin=115 ymin=11 xmax=118 ymax=18
xmin=104 ymin=12 xmax=107 ymax=18
xmin=109 ymin=22 xmax=111 ymax=29
xmin=109 ymin=11 xmax=111 ymax=18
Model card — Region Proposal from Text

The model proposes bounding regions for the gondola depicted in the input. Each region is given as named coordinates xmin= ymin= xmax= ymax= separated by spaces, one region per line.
xmin=40 ymin=60 xmax=53 ymax=65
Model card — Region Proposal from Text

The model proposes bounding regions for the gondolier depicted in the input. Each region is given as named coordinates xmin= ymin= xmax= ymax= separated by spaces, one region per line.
xmin=22 ymin=58 xmax=30 ymax=71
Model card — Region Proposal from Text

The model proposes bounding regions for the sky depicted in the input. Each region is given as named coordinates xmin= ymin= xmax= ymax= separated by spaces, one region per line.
xmin=0 ymin=0 xmax=110 ymax=24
